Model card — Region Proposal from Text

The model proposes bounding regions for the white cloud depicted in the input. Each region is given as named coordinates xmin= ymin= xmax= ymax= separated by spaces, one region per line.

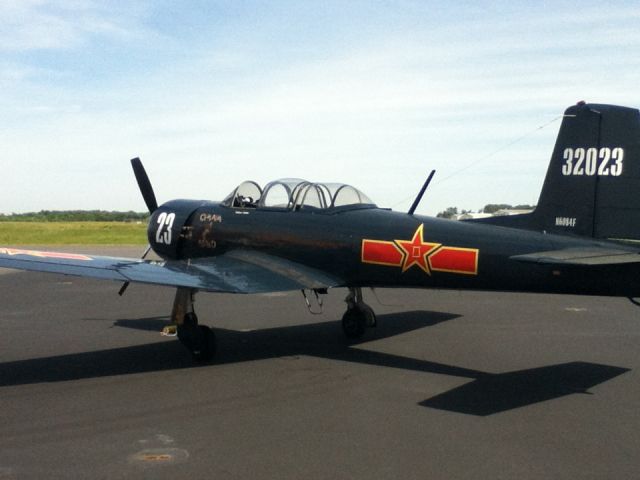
xmin=2 ymin=1 xmax=639 ymax=215
xmin=0 ymin=0 xmax=148 ymax=51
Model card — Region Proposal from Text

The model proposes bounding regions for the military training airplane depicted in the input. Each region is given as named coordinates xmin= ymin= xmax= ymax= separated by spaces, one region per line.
xmin=1 ymin=102 xmax=639 ymax=362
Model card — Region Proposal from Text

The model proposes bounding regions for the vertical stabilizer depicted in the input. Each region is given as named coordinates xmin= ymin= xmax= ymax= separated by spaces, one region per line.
xmin=471 ymin=103 xmax=640 ymax=240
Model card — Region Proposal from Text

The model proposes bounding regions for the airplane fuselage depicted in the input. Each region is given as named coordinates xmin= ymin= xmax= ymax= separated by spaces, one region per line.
xmin=149 ymin=200 xmax=640 ymax=298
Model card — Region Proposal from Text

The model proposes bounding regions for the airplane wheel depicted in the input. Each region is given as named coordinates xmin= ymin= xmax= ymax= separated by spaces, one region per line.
xmin=182 ymin=311 xmax=198 ymax=328
xmin=177 ymin=314 xmax=217 ymax=362
xmin=342 ymin=309 xmax=366 ymax=339
xmin=191 ymin=325 xmax=216 ymax=362
xmin=358 ymin=303 xmax=377 ymax=328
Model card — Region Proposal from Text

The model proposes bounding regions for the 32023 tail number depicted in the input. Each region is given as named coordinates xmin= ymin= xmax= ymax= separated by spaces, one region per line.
xmin=561 ymin=147 xmax=624 ymax=176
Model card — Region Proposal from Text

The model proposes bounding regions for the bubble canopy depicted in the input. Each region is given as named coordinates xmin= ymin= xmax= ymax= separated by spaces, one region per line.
xmin=222 ymin=178 xmax=376 ymax=211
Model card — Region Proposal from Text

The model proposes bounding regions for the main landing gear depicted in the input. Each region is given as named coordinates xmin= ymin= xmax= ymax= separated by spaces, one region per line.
xmin=171 ymin=288 xmax=216 ymax=362
xmin=342 ymin=287 xmax=377 ymax=340
xmin=167 ymin=286 xmax=376 ymax=361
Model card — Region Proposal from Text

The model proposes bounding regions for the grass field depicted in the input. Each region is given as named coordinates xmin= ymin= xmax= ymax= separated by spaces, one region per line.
xmin=0 ymin=222 xmax=148 ymax=245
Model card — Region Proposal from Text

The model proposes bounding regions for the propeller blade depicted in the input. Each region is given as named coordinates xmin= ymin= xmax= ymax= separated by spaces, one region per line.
xmin=120 ymin=160 xmax=157 ymax=297
xmin=131 ymin=157 xmax=158 ymax=213
xmin=118 ymin=281 xmax=130 ymax=296
xmin=118 ymin=244 xmax=153 ymax=296
xmin=140 ymin=244 xmax=152 ymax=259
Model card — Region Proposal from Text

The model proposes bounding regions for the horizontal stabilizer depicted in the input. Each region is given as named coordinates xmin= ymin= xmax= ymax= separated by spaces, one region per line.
xmin=510 ymin=247 xmax=640 ymax=266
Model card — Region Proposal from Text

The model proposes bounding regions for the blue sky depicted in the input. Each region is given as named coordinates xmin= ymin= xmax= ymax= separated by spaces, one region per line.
xmin=2 ymin=1 xmax=639 ymax=214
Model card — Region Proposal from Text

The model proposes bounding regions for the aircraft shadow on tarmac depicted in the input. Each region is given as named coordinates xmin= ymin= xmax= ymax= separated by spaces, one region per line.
xmin=0 ymin=310 xmax=629 ymax=416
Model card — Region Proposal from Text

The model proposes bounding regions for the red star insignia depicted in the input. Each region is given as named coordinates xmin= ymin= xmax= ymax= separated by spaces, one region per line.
xmin=395 ymin=224 xmax=441 ymax=274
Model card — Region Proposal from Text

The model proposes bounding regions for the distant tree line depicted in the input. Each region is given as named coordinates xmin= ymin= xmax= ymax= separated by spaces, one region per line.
xmin=0 ymin=210 xmax=149 ymax=222
xmin=481 ymin=204 xmax=535 ymax=214
xmin=437 ymin=204 xmax=536 ymax=219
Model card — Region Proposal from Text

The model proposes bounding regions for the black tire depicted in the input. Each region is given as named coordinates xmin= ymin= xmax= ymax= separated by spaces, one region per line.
xmin=342 ymin=309 xmax=366 ymax=339
xmin=177 ymin=318 xmax=198 ymax=350
xmin=183 ymin=311 xmax=198 ymax=327
xmin=192 ymin=325 xmax=216 ymax=362
xmin=358 ymin=303 xmax=377 ymax=327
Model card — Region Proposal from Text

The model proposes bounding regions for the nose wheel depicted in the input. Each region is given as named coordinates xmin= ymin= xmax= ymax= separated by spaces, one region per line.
xmin=342 ymin=287 xmax=377 ymax=340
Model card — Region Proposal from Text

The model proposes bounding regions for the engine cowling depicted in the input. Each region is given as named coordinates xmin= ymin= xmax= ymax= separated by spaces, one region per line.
xmin=148 ymin=200 xmax=204 ymax=259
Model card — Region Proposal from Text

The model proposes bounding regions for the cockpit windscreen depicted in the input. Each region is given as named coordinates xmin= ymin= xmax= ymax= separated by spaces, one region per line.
xmin=222 ymin=178 xmax=376 ymax=211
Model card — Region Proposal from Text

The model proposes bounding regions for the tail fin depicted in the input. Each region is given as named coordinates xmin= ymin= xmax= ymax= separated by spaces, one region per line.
xmin=473 ymin=102 xmax=640 ymax=240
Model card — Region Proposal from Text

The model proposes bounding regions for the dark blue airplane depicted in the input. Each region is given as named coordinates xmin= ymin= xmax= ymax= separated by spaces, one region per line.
xmin=2 ymin=102 xmax=640 ymax=361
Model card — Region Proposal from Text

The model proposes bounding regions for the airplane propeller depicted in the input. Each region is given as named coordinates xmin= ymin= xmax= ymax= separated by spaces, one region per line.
xmin=131 ymin=157 xmax=159 ymax=213
xmin=119 ymin=158 xmax=157 ymax=296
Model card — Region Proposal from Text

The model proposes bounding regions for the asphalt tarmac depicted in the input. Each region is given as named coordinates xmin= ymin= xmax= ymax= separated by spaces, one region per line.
xmin=1 ymin=246 xmax=639 ymax=479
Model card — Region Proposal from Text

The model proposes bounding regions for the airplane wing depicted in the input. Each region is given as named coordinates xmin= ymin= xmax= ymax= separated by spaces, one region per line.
xmin=0 ymin=247 xmax=342 ymax=293
xmin=510 ymin=246 xmax=640 ymax=266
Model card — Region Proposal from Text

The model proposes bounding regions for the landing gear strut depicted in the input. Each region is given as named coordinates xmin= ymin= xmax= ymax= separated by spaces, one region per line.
xmin=172 ymin=288 xmax=216 ymax=362
xmin=342 ymin=287 xmax=377 ymax=340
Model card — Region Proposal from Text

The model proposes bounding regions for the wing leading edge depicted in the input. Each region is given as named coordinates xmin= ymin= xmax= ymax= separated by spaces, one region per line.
xmin=0 ymin=247 xmax=342 ymax=293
